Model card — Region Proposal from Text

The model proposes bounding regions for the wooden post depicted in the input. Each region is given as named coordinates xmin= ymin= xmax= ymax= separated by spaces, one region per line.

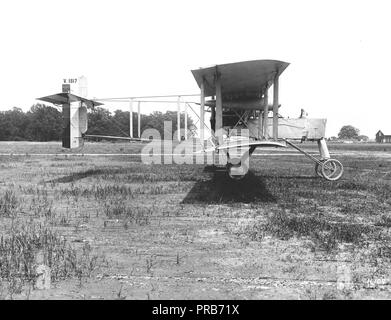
xmin=215 ymin=71 xmax=223 ymax=143
xmin=200 ymin=80 xmax=205 ymax=143
xmin=263 ymin=89 xmax=269 ymax=139
xmin=137 ymin=101 xmax=141 ymax=138
xmin=273 ymin=75 xmax=279 ymax=140
xmin=177 ymin=96 xmax=181 ymax=141
xmin=129 ymin=99 xmax=133 ymax=138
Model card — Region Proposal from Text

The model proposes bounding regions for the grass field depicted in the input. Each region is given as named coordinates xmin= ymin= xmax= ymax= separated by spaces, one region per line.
xmin=0 ymin=141 xmax=390 ymax=299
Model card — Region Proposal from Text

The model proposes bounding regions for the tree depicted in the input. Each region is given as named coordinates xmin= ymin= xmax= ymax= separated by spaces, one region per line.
xmin=141 ymin=110 xmax=194 ymax=139
xmin=0 ymin=104 xmax=62 ymax=141
xmin=25 ymin=104 xmax=63 ymax=141
xmin=112 ymin=110 xmax=131 ymax=136
xmin=86 ymin=109 xmax=194 ymax=139
xmin=0 ymin=105 xmax=195 ymax=142
xmin=338 ymin=125 xmax=359 ymax=140
xmin=87 ymin=107 xmax=116 ymax=136
xmin=357 ymin=135 xmax=369 ymax=142
xmin=0 ymin=107 xmax=29 ymax=140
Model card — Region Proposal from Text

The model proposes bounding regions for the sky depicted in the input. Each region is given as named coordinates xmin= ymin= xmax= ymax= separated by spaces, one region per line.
xmin=0 ymin=0 xmax=390 ymax=138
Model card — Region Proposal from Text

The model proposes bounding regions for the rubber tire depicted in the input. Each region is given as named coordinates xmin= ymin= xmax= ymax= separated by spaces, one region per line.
xmin=315 ymin=160 xmax=336 ymax=178
xmin=321 ymin=159 xmax=344 ymax=181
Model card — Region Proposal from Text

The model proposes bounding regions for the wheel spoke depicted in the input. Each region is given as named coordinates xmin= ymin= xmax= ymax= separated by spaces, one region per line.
xmin=321 ymin=159 xmax=344 ymax=181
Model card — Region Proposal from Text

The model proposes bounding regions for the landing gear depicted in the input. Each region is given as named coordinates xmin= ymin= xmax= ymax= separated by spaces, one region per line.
xmin=227 ymin=163 xmax=247 ymax=180
xmin=228 ymin=170 xmax=246 ymax=180
xmin=314 ymin=161 xmax=324 ymax=178
xmin=314 ymin=159 xmax=336 ymax=178
xmin=320 ymin=159 xmax=344 ymax=181
xmin=227 ymin=149 xmax=250 ymax=181
xmin=284 ymin=139 xmax=344 ymax=181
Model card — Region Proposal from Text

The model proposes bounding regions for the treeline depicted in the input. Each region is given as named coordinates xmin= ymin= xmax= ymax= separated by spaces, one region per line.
xmin=0 ymin=104 xmax=194 ymax=141
xmin=0 ymin=105 xmax=62 ymax=141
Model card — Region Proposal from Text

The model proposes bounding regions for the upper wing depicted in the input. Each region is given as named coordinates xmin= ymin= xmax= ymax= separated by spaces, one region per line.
xmin=191 ymin=59 xmax=289 ymax=99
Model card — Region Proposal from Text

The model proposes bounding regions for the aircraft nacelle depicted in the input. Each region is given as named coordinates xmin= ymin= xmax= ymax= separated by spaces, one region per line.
xmin=244 ymin=117 xmax=327 ymax=141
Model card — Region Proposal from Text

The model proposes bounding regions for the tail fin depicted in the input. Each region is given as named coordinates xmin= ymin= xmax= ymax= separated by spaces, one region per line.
xmin=37 ymin=92 xmax=102 ymax=149
xmin=62 ymin=102 xmax=88 ymax=149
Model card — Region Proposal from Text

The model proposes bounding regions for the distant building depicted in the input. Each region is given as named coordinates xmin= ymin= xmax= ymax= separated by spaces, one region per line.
xmin=376 ymin=130 xmax=391 ymax=143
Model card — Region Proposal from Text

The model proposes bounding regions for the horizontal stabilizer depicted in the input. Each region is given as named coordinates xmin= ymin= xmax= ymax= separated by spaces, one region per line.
xmin=37 ymin=93 xmax=103 ymax=108
xmin=37 ymin=92 xmax=103 ymax=149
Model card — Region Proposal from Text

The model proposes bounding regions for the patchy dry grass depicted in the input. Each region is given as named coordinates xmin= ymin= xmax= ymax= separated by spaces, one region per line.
xmin=0 ymin=221 xmax=104 ymax=299
xmin=0 ymin=141 xmax=390 ymax=299
xmin=245 ymin=210 xmax=374 ymax=251
xmin=102 ymin=200 xmax=153 ymax=226
xmin=0 ymin=190 xmax=19 ymax=217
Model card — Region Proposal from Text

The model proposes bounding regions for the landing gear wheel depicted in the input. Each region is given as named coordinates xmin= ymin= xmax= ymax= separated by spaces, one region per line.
xmin=315 ymin=160 xmax=336 ymax=178
xmin=227 ymin=163 xmax=246 ymax=180
xmin=321 ymin=159 xmax=344 ymax=181
xmin=228 ymin=172 xmax=246 ymax=180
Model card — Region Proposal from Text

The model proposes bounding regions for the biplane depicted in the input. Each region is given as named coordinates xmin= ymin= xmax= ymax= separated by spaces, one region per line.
xmin=37 ymin=60 xmax=344 ymax=181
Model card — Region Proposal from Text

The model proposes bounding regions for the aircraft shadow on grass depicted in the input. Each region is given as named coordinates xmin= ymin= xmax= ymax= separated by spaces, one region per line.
xmin=181 ymin=166 xmax=277 ymax=204
xmin=45 ymin=168 xmax=124 ymax=184
xmin=46 ymin=166 xmax=318 ymax=204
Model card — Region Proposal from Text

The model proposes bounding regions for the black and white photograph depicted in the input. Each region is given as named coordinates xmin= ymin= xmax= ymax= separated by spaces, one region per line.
xmin=0 ymin=0 xmax=390 ymax=303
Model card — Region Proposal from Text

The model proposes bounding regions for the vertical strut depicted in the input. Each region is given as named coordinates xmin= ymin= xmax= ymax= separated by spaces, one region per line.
xmin=129 ymin=99 xmax=133 ymax=138
xmin=177 ymin=96 xmax=181 ymax=141
xmin=263 ymin=89 xmax=269 ymax=139
xmin=184 ymin=101 xmax=188 ymax=140
xmin=273 ymin=75 xmax=279 ymax=141
xmin=137 ymin=101 xmax=141 ymax=138
xmin=200 ymin=80 xmax=205 ymax=143
xmin=215 ymin=70 xmax=223 ymax=143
